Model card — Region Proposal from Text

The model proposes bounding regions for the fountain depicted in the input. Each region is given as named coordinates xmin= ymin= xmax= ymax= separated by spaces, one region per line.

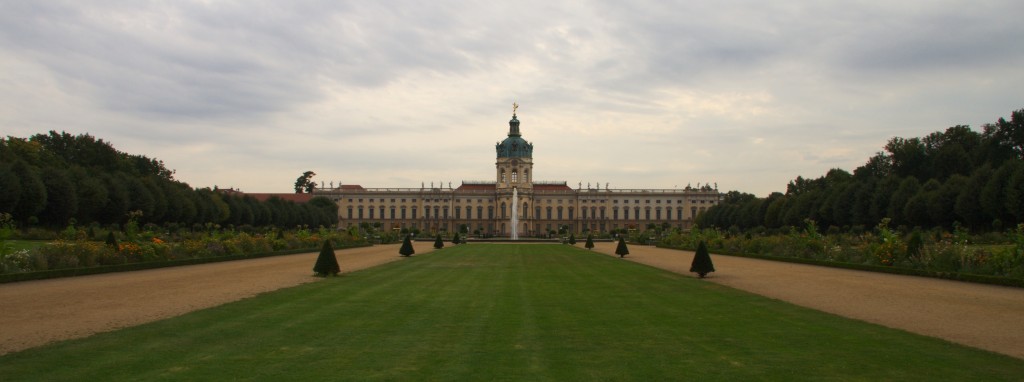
xmin=510 ymin=187 xmax=519 ymax=240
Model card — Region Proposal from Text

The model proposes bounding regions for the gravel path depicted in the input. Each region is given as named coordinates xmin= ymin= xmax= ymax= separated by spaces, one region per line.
xmin=591 ymin=242 xmax=1024 ymax=360
xmin=0 ymin=243 xmax=435 ymax=355
xmin=3 ymin=242 xmax=1022 ymax=361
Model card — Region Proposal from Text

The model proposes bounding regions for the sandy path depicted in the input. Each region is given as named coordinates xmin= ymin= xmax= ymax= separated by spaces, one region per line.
xmin=591 ymin=242 xmax=1024 ymax=360
xmin=0 ymin=243 xmax=435 ymax=355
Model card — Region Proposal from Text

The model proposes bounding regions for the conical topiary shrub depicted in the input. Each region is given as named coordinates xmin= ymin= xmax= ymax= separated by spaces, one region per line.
xmin=434 ymin=234 xmax=444 ymax=249
xmin=690 ymin=240 xmax=715 ymax=278
xmin=452 ymin=232 xmax=461 ymax=245
xmin=313 ymin=240 xmax=341 ymax=277
xmin=569 ymin=233 xmax=576 ymax=245
xmin=615 ymin=237 xmax=629 ymax=258
xmin=585 ymin=234 xmax=594 ymax=250
xmin=105 ymin=231 xmax=118 ymax=249
xmin=399 ymin=235 xmax=415 ymax=257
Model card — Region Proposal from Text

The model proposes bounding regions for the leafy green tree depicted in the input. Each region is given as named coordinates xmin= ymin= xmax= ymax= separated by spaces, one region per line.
xmin=312 ymin=240 xmax=340 ymax=277
xmin=39 ymin=167 xmax=77 ymax=227
xmin=399 ymin=235 xmax=415 ymax=257
xmin=294 ymin=171 xmax=316 ymax=193
xmin=585 ymin=234 xmax=594 ymax=250
xmin=1006 ymin=165 xmax=1024 ymax=223
xmin=614 ymin=237 xmax=629 ymax=258
xmin=690 ymin=241 xmax=715 ymax=278
xmin=0 ymin=164 xmax=21 ymax=215
xmin=434 ymin=234 xmax=444 ymax=249
xmin=10 ymin=160 xmax=46 ymax=223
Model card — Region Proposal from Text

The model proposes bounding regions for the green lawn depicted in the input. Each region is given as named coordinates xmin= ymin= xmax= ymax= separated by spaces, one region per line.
xmin=2 ymin=244 xmax=1022 ymax=381
xmin=3 ymin=240 xmax=46 ymax=252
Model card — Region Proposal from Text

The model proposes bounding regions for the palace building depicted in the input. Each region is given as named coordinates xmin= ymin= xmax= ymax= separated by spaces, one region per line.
xmin=313 ymin=109 xmax=721 ymax=236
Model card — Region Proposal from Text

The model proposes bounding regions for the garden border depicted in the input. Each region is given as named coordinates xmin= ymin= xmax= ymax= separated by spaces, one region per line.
xmin=0 ymin=243 xmax=372 ymax=284
xmin=657 ymin=244 xmax=1024 ymax=288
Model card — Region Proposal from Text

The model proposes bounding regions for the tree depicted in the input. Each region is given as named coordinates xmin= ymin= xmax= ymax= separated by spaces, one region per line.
xmin=294 ymin=171 xmax=316 ymax=193
xmin=614 ymin=237 xmax=629 ymax=258
xmin=312 ymin=240 xmax=340 ymax=277
xmin=433 ymin=234 xmax=444 ymax=249
xmin=569 ymin=233 xmax=576 ymax=245
xmin=585 ymin=234 xmax=594 ymax=250
xmin=690 ymin=241 xmax=715 ymax=278
xmin=452 ymin=232 xmax=461 ymax=245
xmin=10 ymin=160 xmax=46 ymax=223
xmin=399 ymin=235 xmax=415 ymax=257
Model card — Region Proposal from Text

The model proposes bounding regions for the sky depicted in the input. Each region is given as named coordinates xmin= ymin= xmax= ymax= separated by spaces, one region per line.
xmin=2 ymin=1 xmax=1022 ymax=197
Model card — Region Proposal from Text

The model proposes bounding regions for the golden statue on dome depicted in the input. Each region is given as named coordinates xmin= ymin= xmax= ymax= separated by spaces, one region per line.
xmin=512 ymin=101 xmax=518 ymax=115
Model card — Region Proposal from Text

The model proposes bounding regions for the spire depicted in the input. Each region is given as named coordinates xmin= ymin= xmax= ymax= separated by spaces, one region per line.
xmin=509 ymin=101 xmax=521 ymax=137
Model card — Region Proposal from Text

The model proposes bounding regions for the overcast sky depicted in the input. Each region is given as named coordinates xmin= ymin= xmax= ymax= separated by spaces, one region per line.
xmin=2 ymin=1 xmax=1022 ymax=196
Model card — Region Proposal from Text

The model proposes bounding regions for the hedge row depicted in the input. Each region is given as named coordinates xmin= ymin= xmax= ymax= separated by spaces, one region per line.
xmin=657 ymin=245 xmax=1024 ymax=289
xmin=0 ymin=243 xmax=372 ymax=284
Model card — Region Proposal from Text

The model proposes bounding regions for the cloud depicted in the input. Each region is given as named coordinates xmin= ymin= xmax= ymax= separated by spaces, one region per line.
xmin=1 ymin=0 xmax=1023 ymax=197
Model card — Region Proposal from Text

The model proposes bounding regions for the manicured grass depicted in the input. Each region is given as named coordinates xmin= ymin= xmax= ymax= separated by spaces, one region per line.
xmin=2 ymin=244 xmax=1023 ymax=381
xmin=3 ymin=240 xmax=46 ymax=252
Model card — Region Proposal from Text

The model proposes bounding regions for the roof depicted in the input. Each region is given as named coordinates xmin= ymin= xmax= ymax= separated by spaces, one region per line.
xmin=456 ymin=183 xmax=496 ymax=191
xmin=242 ymin=193 xmax=316 ymax=203
xmin=534 ymin=184 xmax=573 ymax=191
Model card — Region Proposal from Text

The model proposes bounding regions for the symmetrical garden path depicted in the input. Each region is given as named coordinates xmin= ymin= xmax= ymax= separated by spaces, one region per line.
xmin=0 ymin=242 xmax=435 ymax=355
xmin=591 ymin=242 xmax=1024 ymax=360
xmin=3 ymin=241 xmax=1023 ymax=360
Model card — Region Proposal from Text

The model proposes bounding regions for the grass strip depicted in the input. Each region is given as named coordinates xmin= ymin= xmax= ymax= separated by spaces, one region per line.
xmin=2 ymin=244 xmax=1022 ymax=381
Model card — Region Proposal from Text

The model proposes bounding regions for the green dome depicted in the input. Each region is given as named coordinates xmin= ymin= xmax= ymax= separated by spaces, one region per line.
xmin=496 ymin=114 xmax=533 ymax=158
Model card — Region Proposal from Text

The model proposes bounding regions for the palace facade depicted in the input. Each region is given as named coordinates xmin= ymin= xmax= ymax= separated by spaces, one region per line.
xmin=313 ymin=111 xmax=721 ymax=236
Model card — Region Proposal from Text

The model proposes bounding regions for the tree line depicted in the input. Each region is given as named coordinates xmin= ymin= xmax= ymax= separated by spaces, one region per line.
xmin=698 ymin=108 xmax=1024 ymax=233
xmin=0 ymin=131 xmax=337 ymax=229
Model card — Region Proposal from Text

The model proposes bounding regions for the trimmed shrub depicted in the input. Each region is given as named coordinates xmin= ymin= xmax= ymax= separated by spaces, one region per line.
xmin=569 ymin=234 xmax=577 ymax=245
xmin=585 ymin=235 xmax=594 ymax=250
xmin=313 ymin=240 xmax=340 ymax=277
xmin=399 ymin=235 xmax=415 ymax=257
xmin=690 ymin=241 xmax=715 ymax=278
xmin=434 ymin=234 xmax=444 ymax=249
xmin=615 ymin=237 xmax=629 ymax=258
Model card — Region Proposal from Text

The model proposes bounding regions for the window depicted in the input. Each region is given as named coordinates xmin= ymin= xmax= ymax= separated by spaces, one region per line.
xmin=358 ymin=207 xmax=364 ymax=219
xmin=613 ymin=208 xmax=619 ymax=220
xmin=568 ymin=207 xmax=574 ymax=220
xmin=465 ymin=206 xmax=471 ymax=219
xmin=557 ymin=207 xmax=563 ymax=220
xmin=368 ymin=207 xmax=374 ymax=219
xmin=501 ymin=171 xmax=506 ymax=183
xmin=379 ymin=207 xmax=384 ymax=219
xmin=401 ymin=207 xmax=407 ymax=219
xmin=546 ymin=206 xmax=552 ymax=219
xmin=390 ymin=207 xmax=396 ymax=219
xmin=501 ymin=203 xmax=507 ymax=219
xmin=488 ymin=206 xmax=495 ymax=219
xmin=524 ymin=170 xmax=529 ymax=182
xmin=535 ymin=206 xmax=540 ymax=219
xmin=412 ymin=207 xmax=418 ymax=219
xmin=478 ymin=206 xmax=483 ymax=220
xmin=512 ymin=170 xmax=518 ymax=183
xmin=455 ymin=207 xmax=461 ymax=219
xmin=347 ymin=207 xmax=353 ymax=219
